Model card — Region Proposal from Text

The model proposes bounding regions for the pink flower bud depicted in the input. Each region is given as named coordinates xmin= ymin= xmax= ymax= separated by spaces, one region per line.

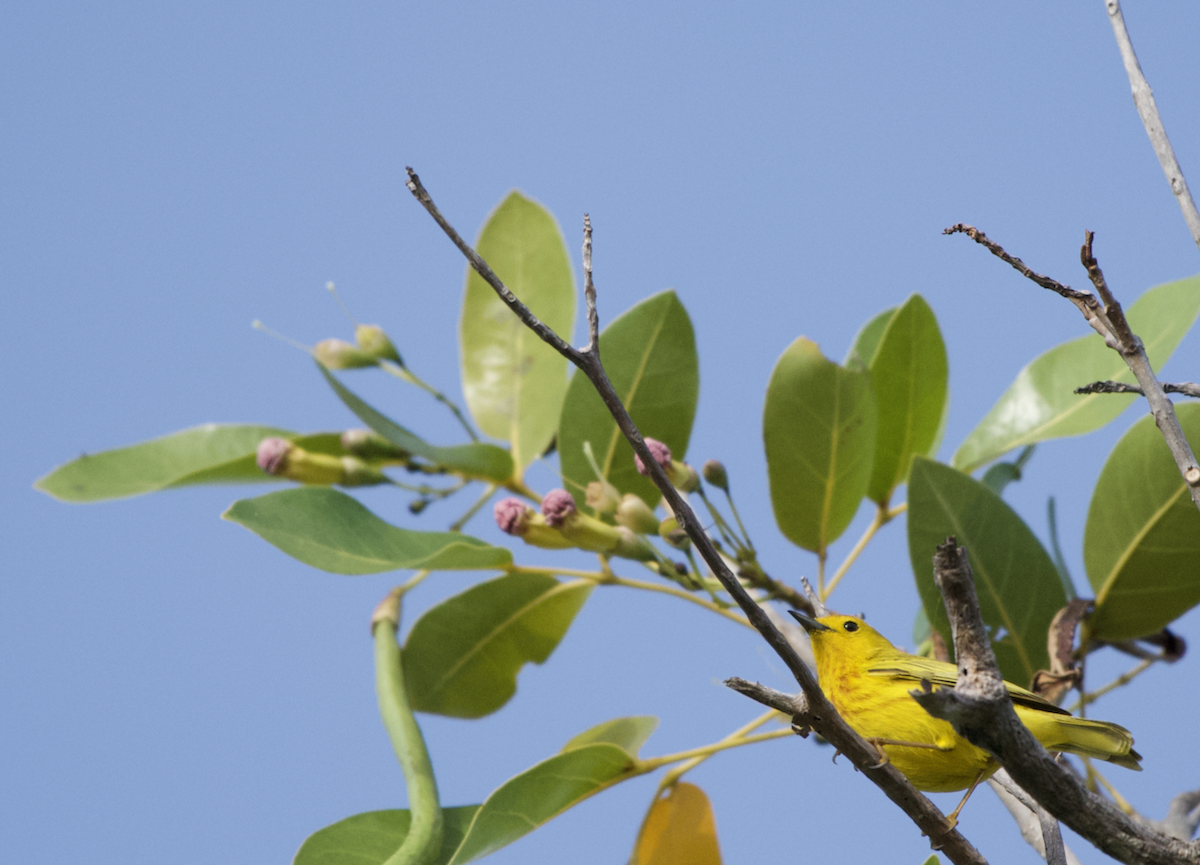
xmin=541 ymin=489 xmax=578 ymax=527
xmin=494 ymin=497 xmax=531 ymax=535
xmin=634 ymin=438 xmax=673 ymax=476
xmin=256 ymin=437 xmax=293 ymax=475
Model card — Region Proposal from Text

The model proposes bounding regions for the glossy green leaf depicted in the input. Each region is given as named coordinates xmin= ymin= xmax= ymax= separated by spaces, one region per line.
xmin=562 ymin=715 xmax=658 ymax=754
xmin=844 ymin=306 xmax=897 ymax=370
xmin=223 ymin=487 xmax=512 ymax=574
xmin=447 ymin=719 xmax=653 ymax=864
xmin=460 ymin=191 xmax=575 ymax=475
xmin=33 ymin=424 xmax=329 ymax=502
xmin=953 ymin=275 xmax=1200 ymax=472
xmin=294 ymin=805 xmax=480 ymax=865
xmin=1085 ymin=403 xmax=1200 ymax=640
xmin=320 ymin=365 xmax=514 ymax=483
xmin=558 ymin=291 xmax=699 ymax=510
xmin=866 ymin=294 xmax=949 ymax=504
xmin=763 ymin=337 xmax=877 ymax=555
xmin=907 ymin=457 xmax=1066 ymax=684
xmin=403 ymin=573 xmax=592 ymax=718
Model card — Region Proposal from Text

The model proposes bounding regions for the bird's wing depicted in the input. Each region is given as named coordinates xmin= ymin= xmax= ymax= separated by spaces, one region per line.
xmin=867 ymin=655 xmax=1070 ymax=716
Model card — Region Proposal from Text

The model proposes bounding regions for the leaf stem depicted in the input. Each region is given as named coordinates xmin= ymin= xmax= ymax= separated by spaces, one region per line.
xmin=822 ymin=503 xmax=892 ymax=602
xmin=509 ymin=565 xmax=753 ymax=629
xmin=1068 ymin=658 xmax=1155 ymax=712
xmin=637 ymin=718 xmax=791 ymax=774
xmin=371 ymin=587 xmax=444 ymax=865
xmin=380 ymin=361 xmax=480 ymax=443
xmin=653 ymin=710 xmax=782 ymax=792
xmin=449 ymin=483 xmax=499 ymax=532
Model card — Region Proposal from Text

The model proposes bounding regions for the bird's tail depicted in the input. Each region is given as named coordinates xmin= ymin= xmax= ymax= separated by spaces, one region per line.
xmin=1017 ymin=708 xmax=1143 ymax=770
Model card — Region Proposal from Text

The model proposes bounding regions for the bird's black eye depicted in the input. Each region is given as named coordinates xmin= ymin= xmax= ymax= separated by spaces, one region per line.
xmin=843 ymin=621 xmax=859 ymax=632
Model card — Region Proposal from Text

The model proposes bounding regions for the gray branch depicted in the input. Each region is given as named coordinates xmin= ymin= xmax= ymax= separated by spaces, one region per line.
xmin=989 ymin=770 xmax=1081 ymax=865
xmin=914 ymin=540 xmax=1200 ymax=865
xmin=406 ymin=168 xmax=988 ymax=865
xmin=947 ymin=224 xmax=1200 ymax=510
xmin=1105 ymin=0 xmax=1200 ymax=252
xmin=1076 ymin=381 xmax=1200 ymax=399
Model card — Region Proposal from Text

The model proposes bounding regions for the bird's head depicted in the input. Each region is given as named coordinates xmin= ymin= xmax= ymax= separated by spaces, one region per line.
xmin=788 ymin=611 xmax=897 ymax=665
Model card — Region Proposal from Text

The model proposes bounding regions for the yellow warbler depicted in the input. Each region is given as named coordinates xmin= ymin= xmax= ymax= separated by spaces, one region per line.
xmin=789 ymin=612 xmax=1141 ymax=822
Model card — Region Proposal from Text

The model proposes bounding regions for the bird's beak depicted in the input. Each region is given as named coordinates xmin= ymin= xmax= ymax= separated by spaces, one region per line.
xmin=788 ymin=610 xmax=832 ymax=632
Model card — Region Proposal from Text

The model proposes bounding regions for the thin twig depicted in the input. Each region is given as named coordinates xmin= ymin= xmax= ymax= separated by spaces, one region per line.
xmin=1076 ymin=380 xmax=1200 ymax=398
xmin=948 ymin=225 xmax=1200 ymax=510
xmin=406 ymin=168 xmax=987 ymax=865
xmin=1106 ymin=0 xmax=1200 ymax=252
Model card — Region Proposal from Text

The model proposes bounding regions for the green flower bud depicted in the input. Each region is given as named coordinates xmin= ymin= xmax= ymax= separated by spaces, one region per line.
xmin=315 ymin=338 xmax=376 ymax=370
xmin=338 ymin=456 xmax=391 ymax=487
xmin=702 ymin=460 xmax=728 ymax=492
xmin=615 ymin=494 xmax=661 ymax=535
xmin=585 ymin=480 xmax=621 ymax=516
xmin=355 ymin=324 xmax=404 ymax=366
xmin=658 ymin=516 xmax=691 ymax=550
xmin=611 ymin=526 xmax=656 ymax=561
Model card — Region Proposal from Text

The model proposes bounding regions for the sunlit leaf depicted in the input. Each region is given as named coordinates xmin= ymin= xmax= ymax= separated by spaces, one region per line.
xmin=907 ymin=457 xmax=1065 ymax=684
xmin=865 ymin=294 xmax=948 ymax=504
xmin=460 ymin=191 xmax=575 ymax=474
xmin=634 ymin=783 xmax=722 ymax=865
xmin=293 ymin=805 xmax=479 ymax=865
xmin=223 ymin=487 xmax=512 ymax=574
xmin=764 ymin=337 xmax=876 ymax=555
xmin=320 ymin=365 xmax=513 ymax=483
xmin=953 ymin=275 xmax=1200 ymax=472
xmin=1085 ymin=403 xmax=1200 ymax=640
xmin=447 ymin=718 xmax=653 ymax=864
xmin=845 ymin=306 xmax=897 ymax=370
xmin=403 ymin=573 xmax=592 ymax=718
xmin=562 ymin=716 xmax=658 ymax=754
xmin=558 ymin=291 xmax=698 ymax=510
xmin=35 ymin=424 xmax=317 ymax=502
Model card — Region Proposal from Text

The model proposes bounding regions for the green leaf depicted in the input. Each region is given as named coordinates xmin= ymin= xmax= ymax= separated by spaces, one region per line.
xmin=980 ymin=445 xmax=1036 ymax=497
xmin=403 ymin=573 xmax=592 ymax=718
xmin=953 ymin=275 xmax=1200 ymax=472
xmin=319 ymin=365 xmax=514 ymax=483
xmin=460 ymin=191 xmax=576 ymax=475
xmin=844 ymin=306 xmax=897 ymax=370
xmin=1085 ymin=403 xmax=1200 ymax=640
xmin=763 ymin=337 xmax=877 ymax=555
xmin=865 ymin=294 xmax=949 ymax=504
xmin=293 ymin=805 xmax=480 ymax=865
xmin=907 ymin=457 xmax=1066 ymax=684
xmin=35 ymin=423 xmax=310 ymax=502
xmin=562 ymin=716 xmax=659 ymax=754
xmin=447 ymin=720 xmax=652 ymax=864
xmin=222 ymin=487 xmax=512 ymax=574
xmin=558 ymin=291 xmax=699 ymax=510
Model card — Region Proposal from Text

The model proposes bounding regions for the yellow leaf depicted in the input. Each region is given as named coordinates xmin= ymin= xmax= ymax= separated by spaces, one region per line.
xmin=634 ymin=783 xmax=721 ymax=865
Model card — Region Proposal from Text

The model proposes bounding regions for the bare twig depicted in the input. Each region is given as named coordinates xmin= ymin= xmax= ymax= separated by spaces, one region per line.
xmin=948 ymin=225 xmax=1200 ymax=510
xmin=1142 ymin=789 xmax=1200 ymax=842
xmin=1076 ymin=380 xmax=1200 ymax=399
xmin=406 ymin=168 xmax=987 ymax=865
xmin=989 ymin=770 xmax=1081 ymax=865
xmin=913 ymin=539 xmax=1200 ymax=865
xmin=1105 ymin=0 xmax=1200 ymax=252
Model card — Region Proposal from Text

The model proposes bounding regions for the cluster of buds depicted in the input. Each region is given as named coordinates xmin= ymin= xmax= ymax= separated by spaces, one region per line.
xmin=494 ymin=490 xmax=654 ymax=561
xmin=256 ymin=437 xmax=389 ymax=487
xmin=313 ymin=324 xmax=403 ymax=370
xmin=634 ymin=438 xmax=699 ymax=493
xmin=340 ymin=429 xmax=412 ymax=464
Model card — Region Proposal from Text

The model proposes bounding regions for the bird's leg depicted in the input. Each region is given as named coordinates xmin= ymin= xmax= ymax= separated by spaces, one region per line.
xmin=944 ymin=766 xmax=989 ymax=829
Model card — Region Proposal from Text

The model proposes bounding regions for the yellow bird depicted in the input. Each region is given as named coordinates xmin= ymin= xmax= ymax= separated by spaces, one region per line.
xmin=789 ymin=611 xmax=1141 ymax=824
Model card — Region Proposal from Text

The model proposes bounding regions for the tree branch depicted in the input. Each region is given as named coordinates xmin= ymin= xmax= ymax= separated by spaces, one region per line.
xmin=913 ymin=539 xmax=1200 ymax=865
xmin=1076 ymin=381 xmax=1200 ymax=399
xmin=1105 ymin=0 xmax=1200 ymax=252
xmin=406 ymin=168 xmax=987 ymax=865
xmin=946 ymin=224 xmax=1200 ymax=510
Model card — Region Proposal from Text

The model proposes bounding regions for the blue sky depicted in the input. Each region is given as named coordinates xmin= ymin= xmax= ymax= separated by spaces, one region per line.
xmin=5 ymin=3 xmax=1200 ymax=863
